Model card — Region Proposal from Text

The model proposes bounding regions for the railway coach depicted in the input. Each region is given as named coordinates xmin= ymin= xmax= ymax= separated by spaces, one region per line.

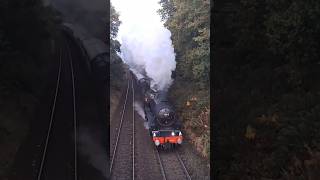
xmin=61 ymin=22 xmax=108 ymax=129
xmin=61 ymin=22 xmax=108 ymax=81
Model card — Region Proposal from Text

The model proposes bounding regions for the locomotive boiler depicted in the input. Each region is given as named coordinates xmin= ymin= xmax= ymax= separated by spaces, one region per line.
xmin=145 ymin=91 xmax=176 ymax=127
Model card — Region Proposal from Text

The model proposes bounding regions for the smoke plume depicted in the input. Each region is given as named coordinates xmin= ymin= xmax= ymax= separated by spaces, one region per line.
xmin=112 ymin=0 xmax=176 ymax=91
xmin=134 ymin=101 xmax=145 ymax=120
xmin=134 ymin=101 xmax=150 ymax=129
xmin=78 ymin=128 xmax=108 ymax=178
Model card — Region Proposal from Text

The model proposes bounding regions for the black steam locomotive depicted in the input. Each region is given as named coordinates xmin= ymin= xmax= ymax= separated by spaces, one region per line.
xmin=138 ymin=78 xmax=183 ymax=148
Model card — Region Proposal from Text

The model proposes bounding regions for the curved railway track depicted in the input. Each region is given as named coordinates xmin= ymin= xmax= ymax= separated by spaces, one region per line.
xmin=8 ymin=33 xmax=108 ymax=180
xmin=110 ymin=77 xmax=136 ymax=180
xmin=36 ymin=38 xmax=78 ymax=180
xmin=67 ymin=41 xmax=78 ymax=180
xmin=37 ymin=48 xmax=63 ymax=180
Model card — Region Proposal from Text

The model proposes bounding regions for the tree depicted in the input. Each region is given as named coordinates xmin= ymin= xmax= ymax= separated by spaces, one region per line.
xmin=214 ymin=0 xmax=320 ymax=179
xmin=158 ymin=0 xmax=211 ymax=159
xmin=159 ymin=0 xmax=210 ymax=88
xmin=110 ymin=4 xmax=124 ymax=90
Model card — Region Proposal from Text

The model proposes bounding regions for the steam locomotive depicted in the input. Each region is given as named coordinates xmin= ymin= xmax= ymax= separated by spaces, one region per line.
xmin=138 ymin=78 xmax=183 ymax=148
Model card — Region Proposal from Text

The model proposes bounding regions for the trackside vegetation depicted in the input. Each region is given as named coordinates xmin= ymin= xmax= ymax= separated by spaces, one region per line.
xmin=214 ymin=0 xmax=320 ymax=179
xmin=110 ymin=4 xmax=125 ymax=116
xmin=0 ymin=0 xmax=59 ymax=178
xmin=158 ymin=0 xmax=210 ymax=159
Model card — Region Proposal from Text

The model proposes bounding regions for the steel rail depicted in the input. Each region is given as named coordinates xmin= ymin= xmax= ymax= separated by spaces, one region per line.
xmin=37 ymin=48 xmax=62 ymax=180
xmin=155 ymin=148 xmax=192 ymax=180
xmin=175 ymin=151 xmax=192 ymax=180
xmin=132 ymin=79 xmax=135 ymax=180
xmin=66 ymin=41 xmax=78 ymax=180
xmin=110 ymin=79 xmax=130 ymax=174
xmin=154 ymin=148 xmax=167 ymax=180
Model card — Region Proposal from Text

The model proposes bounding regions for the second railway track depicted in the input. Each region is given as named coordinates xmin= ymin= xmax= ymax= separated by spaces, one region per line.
xmin=110 ymin=76 xmax=136 ymax=180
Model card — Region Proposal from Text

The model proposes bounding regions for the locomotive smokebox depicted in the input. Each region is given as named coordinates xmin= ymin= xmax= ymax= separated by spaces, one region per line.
xmin=149 ymin=91 xmax=176 ymax=127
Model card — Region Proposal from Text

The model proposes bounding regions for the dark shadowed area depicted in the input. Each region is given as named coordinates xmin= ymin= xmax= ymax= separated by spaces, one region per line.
xmin=48 ymin=0 xmax=107 ymax=40
xmin=1 ymin=0 xmax=109 ymax=179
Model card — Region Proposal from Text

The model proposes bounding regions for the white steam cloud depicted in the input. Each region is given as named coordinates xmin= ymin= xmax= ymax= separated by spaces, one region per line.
xmin=134 ymin=101 xmax=149 ymax=129
xmin=134 ymin=101 xmax=145 ymax=120
xmin=112 ymin=0 xmax=176 ymax=91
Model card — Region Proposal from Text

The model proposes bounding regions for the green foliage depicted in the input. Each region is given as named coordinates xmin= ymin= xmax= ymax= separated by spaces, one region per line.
xmin=158 ymin=0 xmax=176 ymax=21
xmin=159 ymin=0 xmax=210 ymax=88
xmin=215 ymin=0 xmax=320 ymax=179
xmin=0 ymin=0 xmax=58 ymax=97
xmin=110 ymin=4 xmax=125 ymax=90
xmin=110 ymin=5 xmax=121 ymax=39
xmin=159 ymin=0 xmax=210 ymax=158
xmin=0 ymin=0 xmax=58 ymax=178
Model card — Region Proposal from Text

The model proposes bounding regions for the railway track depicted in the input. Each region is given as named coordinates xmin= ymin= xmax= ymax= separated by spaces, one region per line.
xmin=36 ymin=38 xmax=78 ymax=180
xmin=67 ymin=41 xmax=78 ymax=180
xmin=155 ymin=146 xmax=192 ymax=180
xmin=110 ymin=76 xmax=136 ymax=180
xmin=132 ymin=79 xmax=136 ymax=179
xmin=110 ymin=74 xmax=193 ymax=180
xmin=36 ymin=48 xmax=63 ymax=180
